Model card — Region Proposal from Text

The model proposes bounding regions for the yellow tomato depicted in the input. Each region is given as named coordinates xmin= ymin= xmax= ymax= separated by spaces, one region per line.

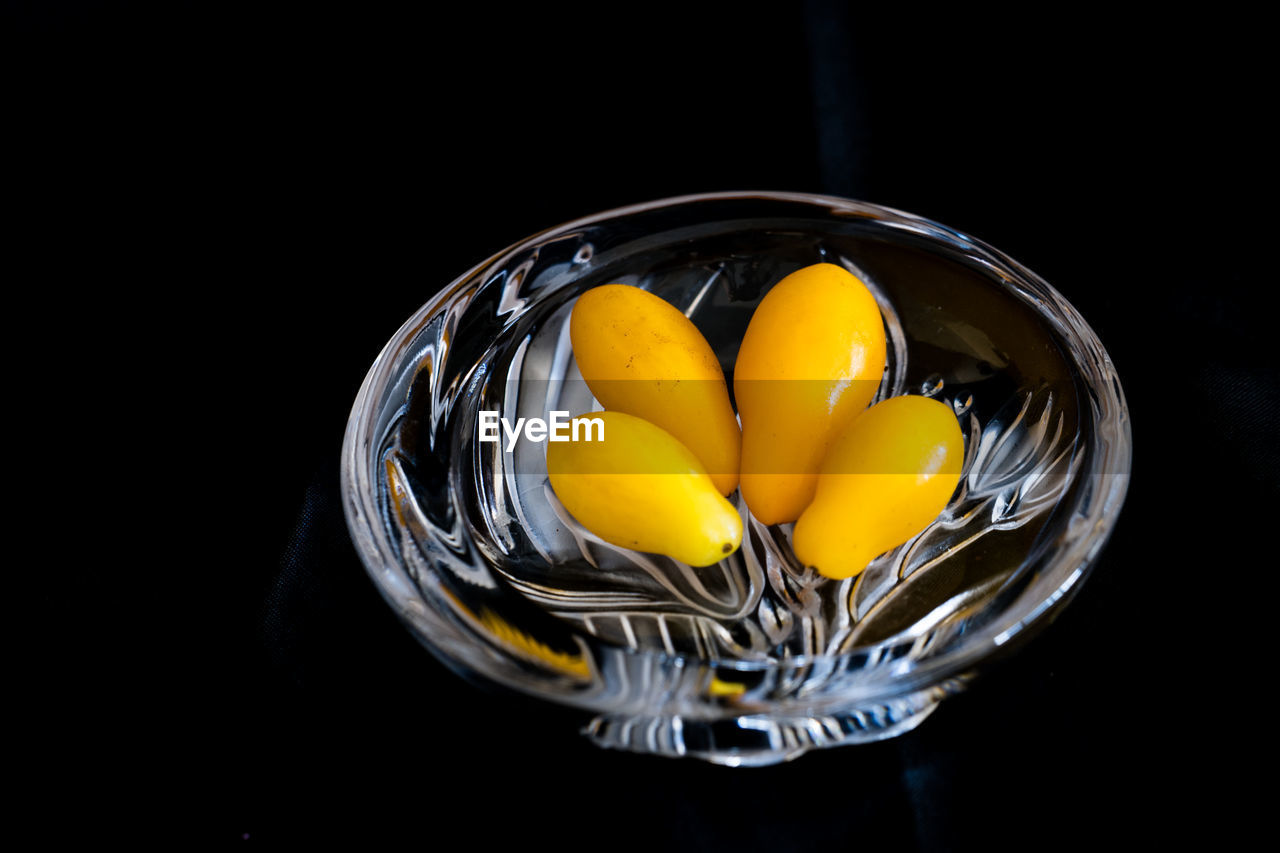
xmin=792 ymin=395 xmax=963 ymax=579
xmin=734 ymin=263 xmax=887 ymax=524
xmin=570 ymin=284 xmax=741 ymax=496
xmin=546 ymin=411 xmax=743 ymax=567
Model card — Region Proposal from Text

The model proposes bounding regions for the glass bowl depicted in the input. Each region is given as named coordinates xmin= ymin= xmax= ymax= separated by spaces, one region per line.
xmin=340 ymin=191 xmax=1131 ymax=766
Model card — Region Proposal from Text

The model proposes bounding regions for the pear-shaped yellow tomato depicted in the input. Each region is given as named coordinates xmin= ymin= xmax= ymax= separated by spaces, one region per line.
xmin=734 ymin=263 xmax=887 ymax=524
xmin=546 ymin=411 xmax=742 ymax=566
xmin=570 ymin=284 xmax=740 ymax=496
xmin=792 ymin=395 xmax=963 ymax=579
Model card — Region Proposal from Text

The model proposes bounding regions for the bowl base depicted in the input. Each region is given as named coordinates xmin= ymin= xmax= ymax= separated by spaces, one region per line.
xmin=583 ymin=680 xmax=964 ymax=766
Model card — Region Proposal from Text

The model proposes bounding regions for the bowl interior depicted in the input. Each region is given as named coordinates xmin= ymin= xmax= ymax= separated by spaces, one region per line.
xmin=344 ymin=193 xmax=1129 ymax=723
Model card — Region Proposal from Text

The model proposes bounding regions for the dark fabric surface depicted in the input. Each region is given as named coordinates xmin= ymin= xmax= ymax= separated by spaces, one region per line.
xmin=12 ymin=2 xmax=1269 ymax=845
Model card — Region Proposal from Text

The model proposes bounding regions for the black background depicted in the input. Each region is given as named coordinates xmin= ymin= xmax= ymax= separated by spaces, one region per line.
xmin=9 ymin=2 xmax=1271 ymax=846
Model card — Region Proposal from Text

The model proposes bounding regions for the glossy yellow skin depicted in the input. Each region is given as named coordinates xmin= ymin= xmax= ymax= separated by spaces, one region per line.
xmin=570 ymin=284 xmax=741 ymax=496
xmin=792 ymin=395 xmax=963 ymax=579
xmin=734 ymin=263 xmax=887 ymax=524
xmin=546 ymin=411 xmax=743 ymax=566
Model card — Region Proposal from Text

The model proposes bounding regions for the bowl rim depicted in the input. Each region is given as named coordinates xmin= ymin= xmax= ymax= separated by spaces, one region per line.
xmin=340 ymin=189 xmax=1133 ymax=698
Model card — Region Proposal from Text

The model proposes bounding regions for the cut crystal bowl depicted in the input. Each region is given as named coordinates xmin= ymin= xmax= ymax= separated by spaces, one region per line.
xmin=341 ymin=191 xmax=1131 ymax=765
